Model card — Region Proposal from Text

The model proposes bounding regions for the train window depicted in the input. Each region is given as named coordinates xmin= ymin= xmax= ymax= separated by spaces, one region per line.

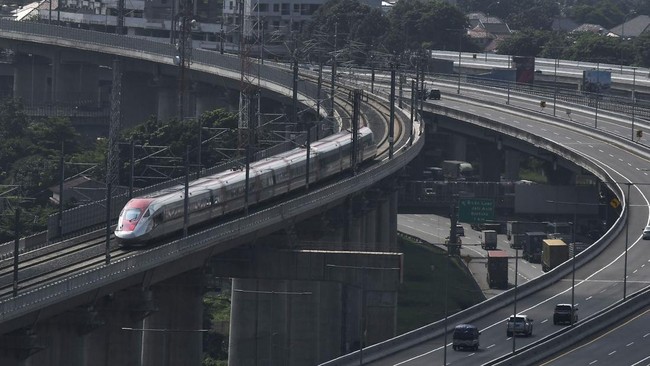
xmin=124 ymin=209 xmax=141 ymax=221
xmin=153 ymin=213 xmax=163 ymax=226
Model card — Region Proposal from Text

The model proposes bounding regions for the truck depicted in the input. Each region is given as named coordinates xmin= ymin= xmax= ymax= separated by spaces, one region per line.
xmin=542 ymin=239 xmax=569 ymax=272
xmin=480 ymin=230 xmax=498 ymax=250
xmin=441 ymin=160 xmax=473 ymax=180
xmin=507 ymin=221 xmax=548 ymax=249
xmin=523 ymin=232 xmax=547 ymax=263
xmin=486 ymin=250 xmax=508 ymax=289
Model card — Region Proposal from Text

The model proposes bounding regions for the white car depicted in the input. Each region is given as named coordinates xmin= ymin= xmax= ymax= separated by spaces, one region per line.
xmin=506 ymin=314 xmax=533 ymax=337
xmin=643 ymin=226 xmax=650 ymax=240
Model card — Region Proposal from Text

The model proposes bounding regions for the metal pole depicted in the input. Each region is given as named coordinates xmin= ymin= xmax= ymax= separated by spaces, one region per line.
xmin=389 ymin=65 xmax=396 ymax=159
xmin=457 ymin=34 xmax=461 ymax=94
xmin=129 ymin=140 xmax=134 ymax=199
xmin=571 ymin=193 xmax=577 ymax=326
xmin=623 ymin=183 xmax=630 ymax=299
xmin=359 ymin=271 xmax=366 ymax=365
xmin=13 ymin=208 xmax=20 ymax=297
xmin=197 ymin=119 xmax=202 ymax=179
xmin=553 ymin=58 xmax=558 ymax=116
xmin=183 ymin=146 xmax=189 ymax=237
xmin=105 ymin=180 xmax=112 ymax=265
xmin=631 ymin=68 xmax=636 ymax=140
xmin=443 ymin=248 xmax=449 ymax=365
xmin=59 ymin=141 xmax=64 ymax=236
xmin=512 ymin=248 xmax=518 ymax=353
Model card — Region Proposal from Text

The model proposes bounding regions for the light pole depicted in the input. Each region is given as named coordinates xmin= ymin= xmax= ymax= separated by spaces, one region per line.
xmin=511 ymin=247 xmax=518 ymax=354
xmin=553 ymin=58 xmax=558 ymax=116
xmin=630 ymin=68 xmax=636 ymax=140
xmin=623 ymin=183 xmax=631 ymax=299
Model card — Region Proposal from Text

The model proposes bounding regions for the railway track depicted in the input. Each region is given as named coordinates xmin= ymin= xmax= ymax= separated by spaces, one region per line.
xmin=0 ymin=74 xmax=412 ymax=303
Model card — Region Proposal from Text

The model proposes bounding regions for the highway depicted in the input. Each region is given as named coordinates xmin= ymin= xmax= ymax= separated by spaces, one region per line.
xmin=341 ymin=78 xmax=650 ymax=365
xmin=537 ymin=307 xmax=650 ymax=366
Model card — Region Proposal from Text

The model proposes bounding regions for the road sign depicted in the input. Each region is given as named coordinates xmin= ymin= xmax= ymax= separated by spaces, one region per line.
xmin=458 ymin=198 xmax=495 ymax=223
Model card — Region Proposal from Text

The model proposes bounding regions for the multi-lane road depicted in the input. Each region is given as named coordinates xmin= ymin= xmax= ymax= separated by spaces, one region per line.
xmin=356 ymin=78 xmax=650 ymax=366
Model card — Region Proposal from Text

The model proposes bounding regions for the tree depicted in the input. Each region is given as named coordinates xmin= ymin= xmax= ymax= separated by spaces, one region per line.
xmin=632 ymin=32 xmax=650 ymax=67
xmin=495 ymin=29 xmax=551 ymax=56
xmin=384 ymin=0 xmax=473 ymax=55
xmin=302 ymin=0 xmax=389 ymax=64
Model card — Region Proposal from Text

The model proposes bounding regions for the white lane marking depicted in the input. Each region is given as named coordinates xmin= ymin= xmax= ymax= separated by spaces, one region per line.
xmin=589 ymin=360 xmax=598 ymax=365
xmin=586 ymin=296 xmax=593 ymax=300
xmin=608 ymin=351 xmax=616 ymax=356
xmin=487 ymin=344 xmax=496 ymax=349
xmin=627 ymin=342 xmax=634 ymax=347
xmin=541 ymin=319 xmax=548 ymax=324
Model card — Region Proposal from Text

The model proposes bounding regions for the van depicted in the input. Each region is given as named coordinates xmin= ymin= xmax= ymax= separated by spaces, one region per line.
xmin=452 ymin=324 xmax=480 ymax=351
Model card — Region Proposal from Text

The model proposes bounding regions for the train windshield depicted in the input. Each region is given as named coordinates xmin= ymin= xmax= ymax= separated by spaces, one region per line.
xmin=123 ymin=208 xmax=142 ymax=222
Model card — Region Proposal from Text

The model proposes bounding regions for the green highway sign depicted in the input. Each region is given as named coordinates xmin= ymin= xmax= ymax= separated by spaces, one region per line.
xmin=458 ymin=198 xmax=494 ymax=223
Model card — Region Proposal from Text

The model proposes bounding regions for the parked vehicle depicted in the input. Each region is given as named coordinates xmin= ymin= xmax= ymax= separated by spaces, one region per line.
xmin=553 ymin=304 xmax=578 ymax=325
xmin=486 ymin=250 xmax=508 ymax=289
xmin=480 ymin=229 xmax=498 ymax=250
xmin=506 ymin=314 xmax=533 ymax=337
xmin=452 ymin=324 xmax=480 ymax=351
xmin=542 ymin=239 xmax=569 ymax=272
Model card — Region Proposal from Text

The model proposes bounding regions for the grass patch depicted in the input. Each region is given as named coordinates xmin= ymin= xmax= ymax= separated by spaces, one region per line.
xmin=396 ymin=237 xmax=485 ymax=334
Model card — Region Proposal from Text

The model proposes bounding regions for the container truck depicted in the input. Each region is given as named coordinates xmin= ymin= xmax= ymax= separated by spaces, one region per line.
xmin=507 ymin=221 xmax=547 ymax=248
xmin=480 ymin=230 xmax=498 ymax=250
xmin=441 ymin=160 xmax=473 ymax=180
xmin=486 ymin=250 xmax=509 ymax=289
xmin=542 ymin=239 xmax=569 ymax=272
xmin=523 ymin=232 xmax=547 ymax=263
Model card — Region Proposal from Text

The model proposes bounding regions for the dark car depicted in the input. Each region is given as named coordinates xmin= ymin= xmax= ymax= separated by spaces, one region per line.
xmin=452 ymin=324 xmax=480 ymax=351
xmin=553 ymin=304 xmax=578 ymax=325
xmin=428 ymin=89 xmax=441 ymax=100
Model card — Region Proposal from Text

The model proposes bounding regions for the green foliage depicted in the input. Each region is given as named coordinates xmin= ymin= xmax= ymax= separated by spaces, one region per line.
xmin=397 ymin=237 xmax=484 ymax=334
xmin=303 ymin=0 xmax=389 ymax=63
xmin=496 ymin=29 xmax=552 ymax=56
xmin=385 ymin=0 xmax=473 ymax=54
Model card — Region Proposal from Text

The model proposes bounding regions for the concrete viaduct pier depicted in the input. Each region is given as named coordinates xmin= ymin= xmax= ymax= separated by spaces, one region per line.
xmin=0 ymin=183 xmax=402 ymax=366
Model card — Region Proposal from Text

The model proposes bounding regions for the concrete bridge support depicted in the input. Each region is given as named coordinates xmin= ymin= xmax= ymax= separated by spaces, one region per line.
xmin=478 ymin=141 xmax=502 ymax=181
xmin=54 ymin=62 xmax=100 ymax=106
xmin=504 ymin=149 xmax=522 ymax=181
xmin=154 ymin=77 xmax=180 ymax=122
xmin=450 ymin=135 xmax=468 ymax=161
xmin=121 ymin=72 xmax=159 ymax=129
xmin=13 ymin=54 xmax=50 ymax=105
xmin=223 ymin=246 xmax=402 ymax=366
xmin=141 ymin=271 xmax=204 ymax=366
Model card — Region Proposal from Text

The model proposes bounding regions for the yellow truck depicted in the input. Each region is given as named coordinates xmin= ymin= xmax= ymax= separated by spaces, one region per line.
xmin=542 ymin=239 xmax=569 ymax=272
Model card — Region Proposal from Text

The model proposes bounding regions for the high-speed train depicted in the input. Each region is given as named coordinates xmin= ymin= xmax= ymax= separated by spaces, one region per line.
xmin=115 ymin=127 xmax=377 ymax=245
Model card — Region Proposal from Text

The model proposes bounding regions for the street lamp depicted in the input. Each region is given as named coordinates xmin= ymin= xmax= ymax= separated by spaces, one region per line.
xmin=630 ymin=68 xmax=637 ymax=141
xmin=511 ymin=247 xmax=519 ymax=354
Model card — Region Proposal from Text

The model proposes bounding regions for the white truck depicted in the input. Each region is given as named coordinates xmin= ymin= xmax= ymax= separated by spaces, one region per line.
xmin=480 ymin=230 xmax=498 ymax=250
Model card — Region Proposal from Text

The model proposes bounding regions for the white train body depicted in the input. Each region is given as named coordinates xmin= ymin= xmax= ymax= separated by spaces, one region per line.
xmin=115 ymin=127 xmax=377 ymax=245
